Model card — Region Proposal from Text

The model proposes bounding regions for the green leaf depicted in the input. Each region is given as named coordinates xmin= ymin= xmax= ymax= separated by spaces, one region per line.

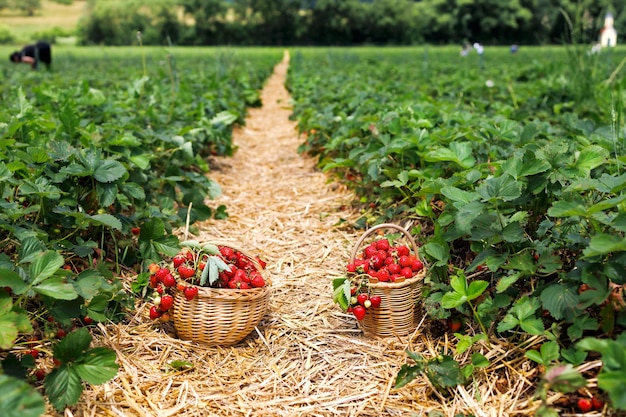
xmin=547 ymin=200 xmax=587 ymax=217
xmin=0 ymin=375 xmax=45 ymax=417
xmin=496 ymin=272 xmax=523 ymax=293
xmin=573 ymin=145 xmax=609 ymax=173
xmin=74 ymin=347 xmax=119 ymax=385
xmin=540 ymin=284 xmax=579 ymax=321
xmin=449 ymin=274 xmax=466 ymax=295
xmin=466 ymin=280 xmax=488 ymax=300
xmin=210 ymin=110 xmax=238 ymax=126
xmin=520 ymin=318 xmax=544 ymax=335
xmin=476 ymin=174 xmax=522 ymax=202
xmin=470 ymin=352 xmax=489 ymax=368
xmin=395 ymin=363 xmax=422 ymax=389
xmin=423 ymin=242 xmax=450 ymax=266
xmin=29 ymin=250 xmax=64 ymax=286
xmin=53 ymin=328 xmax=92 ymax=363
xmin=525 ymin=349 xmax=544 ymax=365
xmin=544 ymin=364 xmax=587 ymax=393
xmin=425 ymin=142 xmax=476 ymax=168
xmin=34 ymin=277 xmax=78 ymax=300
xmin=440 ymin=186 xmax=479 ymax=205
xmin=583 ymin=234 xmax=626 ymax=257
xmin=89 ymin=213 xmax=122 ymax=231
xmin=44 ymin=366 xmax=83 ymax=412
xmin=332 ymin=278 xmax=351 ymax=311
xmin=425 ymin=355 xmax=465 ymax=388
xmin=74 ymin=270 xmax=105 ymax=300
xmin=168 ymin=360 xmax=194 ymax=371
xmin=94 ymin=160 xmax=127 ymax=183
xmin=441 ymin=292 xmax=467 ymax=309
xmin=0 ymin=269 xmax=28 ymax=295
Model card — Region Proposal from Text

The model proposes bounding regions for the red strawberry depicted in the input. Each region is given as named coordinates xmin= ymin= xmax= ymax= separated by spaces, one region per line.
xmin=256 ymin=256 xmax=267 ymax=269
xmin=35 ymin=368 xmax=46 ymax=381
xmin=577 ymin=398 xmax=592 ymax=413
xmin=155 ymin=267 xmax=169 ymax=281
xmin=357 ymin=293 xmax=369 ymax=306
xmin=396 ymin=245 xmax=410 ymax=257
xmin=353 ymin=306 xmax=366 ymax=321
xmin=83 ymin=316 xmax=93 ymax=325
xmin=131 ymin=227 xmax=140 ymax=235
xmin=26 ymin=349 xmax=39 ymax=360
xmin=592 ymin=396 xmax=604 ymax=410
xmin=400 ymin=267 xmax=413 ymax=278
xmin=178 ymin=265 xmax=195 ymax=279
xmin=250 ymin=272 xmax=265 ymax=288
xmin=183 ymin=286 xmax=198 ymax=301
xmin=411 ymin=259 xmax=424 ymax=272
xmin=369 ymin=296 xmax=382 ymax=308
xmin=159 ymin=295 xmax=173 ymax=311
xmin=149 ymin=306 xmax=162 ymax=320
xmin=172 ymin=254 xmax=186 ymax=268
xmin=375 ymin=239 xmax=390 ymax=251
xmin=162 ymin=273 xmax=176 ymax=288
xmin=176 ymin=282 xmax=187 ymax=291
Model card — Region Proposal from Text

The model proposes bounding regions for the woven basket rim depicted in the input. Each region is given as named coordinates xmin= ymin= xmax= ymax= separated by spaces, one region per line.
xmin=174 ymin=281 xmax=271 ymax=301
xmin=366 ymin=267 xmax=426 ymax=288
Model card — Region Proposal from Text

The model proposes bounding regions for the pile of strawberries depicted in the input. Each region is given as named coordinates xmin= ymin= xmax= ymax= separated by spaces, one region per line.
xmin=146 ymin=245 xmax=267 ymax=321
xmin=343 ymin=238 xmax=424 ymax=321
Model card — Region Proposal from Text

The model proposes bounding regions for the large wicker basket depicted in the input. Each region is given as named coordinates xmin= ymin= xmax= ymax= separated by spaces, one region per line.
xmin=350 ymin=223 xmax=426 ymax=338
xmin=170 ymin=245 xmax=271 ymax=346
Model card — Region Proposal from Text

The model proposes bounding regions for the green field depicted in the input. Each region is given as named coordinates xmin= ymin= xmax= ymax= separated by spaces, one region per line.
xmin=1 ymin=44 xmax=626 ymax=415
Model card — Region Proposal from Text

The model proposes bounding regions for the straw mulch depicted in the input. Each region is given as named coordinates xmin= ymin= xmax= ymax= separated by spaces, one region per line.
xmin=48 ymin=51 xmax=554 ymax=417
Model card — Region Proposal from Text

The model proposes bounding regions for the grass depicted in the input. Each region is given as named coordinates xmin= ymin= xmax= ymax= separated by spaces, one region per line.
xmin=0 ymin=0 xmax=85 ymax=44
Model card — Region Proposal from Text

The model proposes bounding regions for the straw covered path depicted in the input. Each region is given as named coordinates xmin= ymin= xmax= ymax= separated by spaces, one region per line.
xmin=61 ymin=52 xmax=543 ymax=417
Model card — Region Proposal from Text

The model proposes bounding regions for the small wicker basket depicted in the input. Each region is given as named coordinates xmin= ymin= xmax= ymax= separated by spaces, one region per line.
xmin=350 ymin=223 xmax=426 ymax=338
xmin=170 ymin=245 xmax=271 ymax=346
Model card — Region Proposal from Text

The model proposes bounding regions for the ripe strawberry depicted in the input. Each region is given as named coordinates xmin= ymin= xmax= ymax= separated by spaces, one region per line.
xmin=219 ymin=246 xmax=235 ymax=261
xmin=363 ymin=245 xmax=378 ymax=259
xmin=411 ymin=259 xmax=424 ymax=272
xmin=250 ymin=272 xmax=265 ymax=288
xmin=131 ymin=227 xmax=140 ymax=235
xmin=83 ymin=316 xmax=94 ymax=325
xmin=35 ymin=368 xmax=46 ymax=381
xmin=155 ymin=284 xmax=164 ymax=294
xmin=56 ymin=329 xmax=66 ymax=339
xmin=149 ymin=274 xmax=159 ymax=288
xmin=400 ymin=267 xmax=413 ymax=278
xmin=183 ymin=286 xmax=198 ymax=301
xmin=176 ymin=282 xmax=187 ymax=291
xmin=234 ymin=268 xmax=248 ymax=283
xmin=198 ymin=261 xmax=206 ymax=271
xmin=353 ymin=306 xmax=366 ymax=321
xmin=159 ymin=295 xmax=173 ymax=311
xmin=172 ymin=254 xmax=186 ymax=268
xmin=577 ymin=398 xmax=592 ymax=413
xmin=149 ymin=305 xmax=162 ymax=320
xmin=155 ymin=267 xmax=169 ymax=281
xmin=396 ymin=245 xmax=410 ymax=256
xmin=591 ymin=396 xmax=604 ymax=410
xmin=162 ymin=273 xmax=177 ymax=288
xmin=53 ymin=358 xmax=62 ymax=367
xmin=369 ymin=295 xmax=382 ymax=308
xmin=26 ymin=349 xmax=39 ymax=360
xmin=357 ymin=293 xmax=369 ymax=306
xmin=448 ymin=319 xmax=462 ymax=332
xmin=369 ymin=254 xmax=384 ymax=270
xmin=239 ymin=282 xmax=251 ymax=289
xmin=346 ymin=263 xmax=356 ymax=273
xmin=399 ymin=255 xmax=412 ymax=268
xmin=178 ymin=265 xmax=195 ymax=279
xmin=375 ymin=239 xmax=390 ymax=251
xmin=377 ymin=269 xmax=390 ymax=282
xmin=256 ymin=256 xmax=267 ymax=269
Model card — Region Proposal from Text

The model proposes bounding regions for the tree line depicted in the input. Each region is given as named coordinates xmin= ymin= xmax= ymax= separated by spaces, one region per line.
xmin=25 ymin=0 xmax=626 ymax=46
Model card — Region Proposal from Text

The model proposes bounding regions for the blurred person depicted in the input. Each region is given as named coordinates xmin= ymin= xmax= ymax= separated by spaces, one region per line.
xmin=9 ymin=41 xmax=52 ymax=70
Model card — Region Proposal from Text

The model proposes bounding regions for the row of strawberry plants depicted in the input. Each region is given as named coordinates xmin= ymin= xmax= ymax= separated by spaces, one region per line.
xmin=0 ymin=47 xmax=282 ymax=415
xmin=288 ymin=46 xmax=626 ymax=413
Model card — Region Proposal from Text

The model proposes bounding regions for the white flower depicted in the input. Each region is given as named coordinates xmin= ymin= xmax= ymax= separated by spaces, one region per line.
xmin=485 ymin=80 xmax=494 ymax=88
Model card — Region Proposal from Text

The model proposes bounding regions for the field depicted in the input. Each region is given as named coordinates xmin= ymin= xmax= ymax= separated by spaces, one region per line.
xmin=1 ymin=43 xmax=626 ymax=416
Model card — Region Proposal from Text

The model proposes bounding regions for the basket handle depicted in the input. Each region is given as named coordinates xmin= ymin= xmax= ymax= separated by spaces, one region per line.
xmin=350 ymin=223 xmax=420 ymax=262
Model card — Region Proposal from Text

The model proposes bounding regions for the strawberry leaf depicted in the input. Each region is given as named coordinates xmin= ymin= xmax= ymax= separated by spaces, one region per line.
xmin=0 ymin=375 xmax=45 ymax=417
xmin=44 ymin=365 xmax=83 ymax=412
xmin=74 ymin=347 xmax=119 ymax=385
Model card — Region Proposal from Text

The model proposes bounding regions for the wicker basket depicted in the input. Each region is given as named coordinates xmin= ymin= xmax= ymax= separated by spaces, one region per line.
xmin=350 ymin=223 xmax=426 ymax=338
xmin=170 ymin=245 xmax=271 ymax=346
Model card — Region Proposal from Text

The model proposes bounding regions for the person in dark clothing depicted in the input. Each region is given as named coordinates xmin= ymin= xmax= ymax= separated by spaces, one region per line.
xmin=9 ymin=41 xmax=52 ymax=70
